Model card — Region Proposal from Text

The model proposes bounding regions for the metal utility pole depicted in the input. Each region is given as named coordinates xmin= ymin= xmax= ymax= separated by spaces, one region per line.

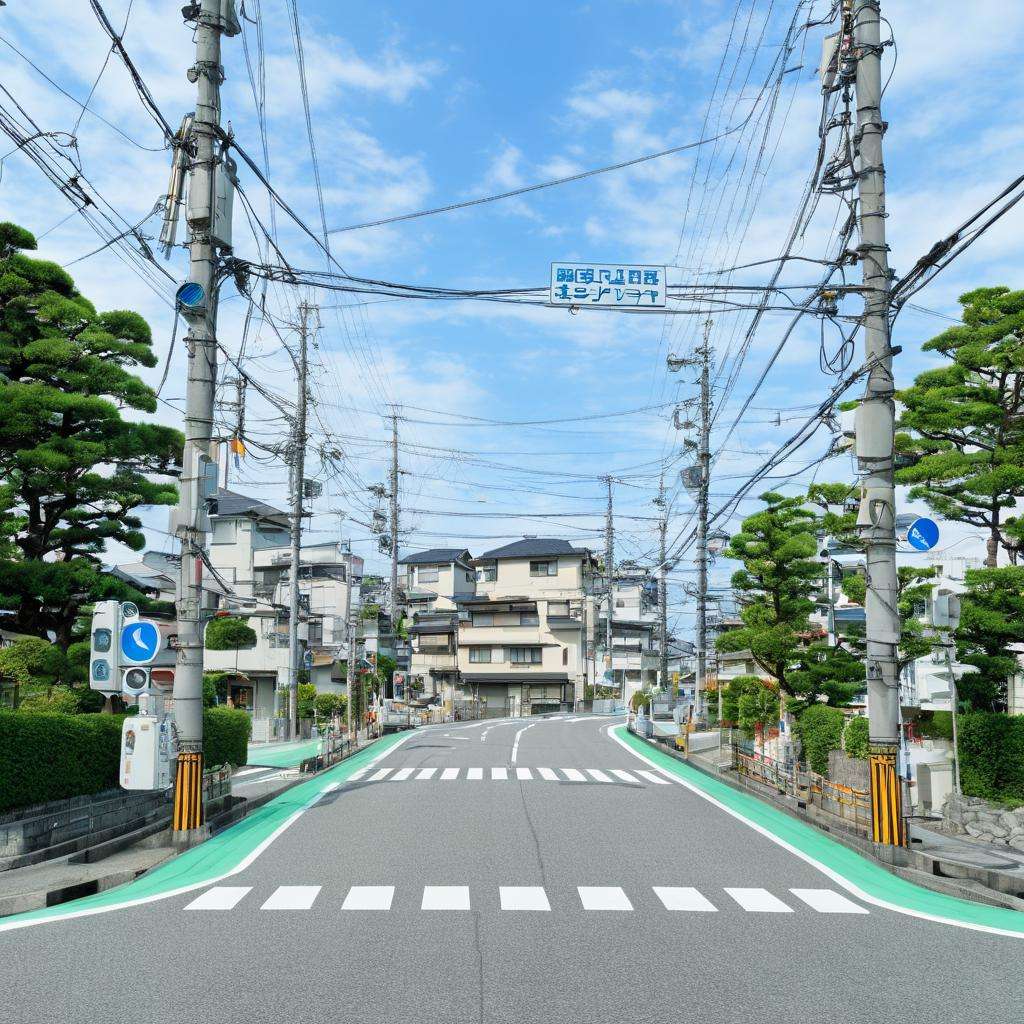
xmin=694 ymin=320 xmax=713 ymax=723
xmin=287 ymin=302 xmax=312 ymax=740
xmin=170 ymin=0 xmax=234 ymax=836
xmin=656 ymin=476 xmax=669 ymax=692
xmin=602 ymin=475 xmax=615 ymax=693
xmin=852 ymin=0 xmax=904 ymax=847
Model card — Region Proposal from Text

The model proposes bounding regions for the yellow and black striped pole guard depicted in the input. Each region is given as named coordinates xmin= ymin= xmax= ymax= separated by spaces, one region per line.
xmin=172 ymin=750 xmax=204 ymax=832
xmin=868 ymin=743 xmax=905 ymax=847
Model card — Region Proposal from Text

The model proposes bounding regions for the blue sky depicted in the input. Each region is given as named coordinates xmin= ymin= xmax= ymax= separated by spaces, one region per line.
xmin=3 ymin=1 xmax=1024 ymax=633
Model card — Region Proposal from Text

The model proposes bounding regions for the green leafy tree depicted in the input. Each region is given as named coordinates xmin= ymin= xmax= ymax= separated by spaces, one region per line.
xmin=953 ymin=565 xmax=1024 ymax=711
xmin=716 ymin=493 xmax=823 ymax=703
xmin=737 ymin=681 xmax=780 ymax=756
xmin=0 ymin=224 xmax=182 ymax=644
xmin=895 ymin=286 xmax=1024 ymax=567
xmin=0 ymin=636 xmax=67 ymax=705
xmin=296 ymin=682 xmax=317 ymax=720
xmin=204 ymin=616 xmax=257 ymax=651
xmin=720 ymin=674 xmax=762 ymax=725
xmin=843 ymin=715 xmax=870 ymax=760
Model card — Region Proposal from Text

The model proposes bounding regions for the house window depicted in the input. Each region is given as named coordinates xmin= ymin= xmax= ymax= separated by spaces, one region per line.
xmin=472 ymin=613 xmax=493 ymax=627
xmin=469 ymin=647 xmax=492 ymax=663
xmin=510 ymin=647 xmax=542 ymax=664
xmin=476 ymin=563 xmax=497 ymax=582
xmin=211 ymin=519 xmax=235 ymax=544
xmin=519 ymin=613 xmax=539 ymax=626
xmin=465 ymin=571 xmax=475 ymax=583
xmin=615 ymin=599 xmax=625 ymax=608
xmin=530 ymin=560 xmax=558 ymax=577
xmin=307 ymin=621 xmax=323 ymax=646
xmin=417 ymin=566 xmax=439 ymax=584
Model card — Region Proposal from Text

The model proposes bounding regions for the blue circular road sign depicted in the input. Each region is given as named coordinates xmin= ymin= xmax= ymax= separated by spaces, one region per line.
xmin=176 ymin=281 xmax=206 ymax=309
xmin=120 ymin=620 xmax=161 ymax=665
xmin=907 ymin=517 xmax=940 ymax=552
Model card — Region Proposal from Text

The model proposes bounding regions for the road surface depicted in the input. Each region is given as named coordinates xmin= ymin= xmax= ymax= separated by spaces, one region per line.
xmin=2 ymin=715 xmax=1022 ymax=1023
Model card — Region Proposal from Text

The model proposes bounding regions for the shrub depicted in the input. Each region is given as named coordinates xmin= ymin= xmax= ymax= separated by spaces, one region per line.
xmin=203 ymin=706 xmax=251 ymax=769
xmin=917 ymin=710 xmax=953 ymax=740
xmin=630 ymin=689 xmax=652 ymax=713
xmin=17 ymin=688 xmax=82 ymax=716
xmin=202 ymin=672 xmax=230 ymax=707
xmin=720 ymin=675 xmax=761 ymax=725
xmin=0 ymin=637 xmax=67 ymax=690
xmin=795 ymin=704 xmax=845 ymax=775
xmin=0 ymin=710 xmax=124 ymax=813
xmin=957 ymin=711 xmax=1024 ymax=802
xmin=843 ymin=715 xmax=869 ymax=759
xmin=204 ymin=616 xmax=257 ymax=651
xmin=314 ymin=692 xmax=346 ymax=720
xmin=297 ymin=682 xmax=317 ymax=720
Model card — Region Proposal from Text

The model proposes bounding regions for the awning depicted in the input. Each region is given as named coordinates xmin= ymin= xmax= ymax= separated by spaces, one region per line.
xmin=460 ymin=673 xmax=570 ymax=685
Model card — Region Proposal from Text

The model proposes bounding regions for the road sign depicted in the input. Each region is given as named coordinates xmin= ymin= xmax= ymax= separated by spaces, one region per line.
xmin=906 ymin=517 xmax=940 ymax=552
xmin=175 ymin=280 xmax=206 ymax=309
xmin=550 ymin=263 xmax=667 ymax=308
xmin=120 ymin=620 xmax=161 ymax=665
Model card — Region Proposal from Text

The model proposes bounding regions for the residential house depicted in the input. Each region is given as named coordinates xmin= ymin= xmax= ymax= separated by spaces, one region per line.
xmin=400 ymin=548 xmax=475 ymax=702
xmin=595 ymin=569 xmax=661 ymax=703
xmin=456 ymin=538 xmax=597 ymax=716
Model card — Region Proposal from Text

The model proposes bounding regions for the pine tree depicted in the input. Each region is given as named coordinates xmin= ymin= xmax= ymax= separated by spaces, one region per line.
xmin=895 ymin=286 xmax=1024 ymax=567
xmin=0 ymin=223 xmax=183 ymax=644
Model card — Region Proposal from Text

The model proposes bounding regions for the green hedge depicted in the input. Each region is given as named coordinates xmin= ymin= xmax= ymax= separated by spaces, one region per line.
xmin=795 ymin=704 xmax=845 ymax=775
xmin=957 ymin=711 xmax=1024 ymax=803
xmin=203 ymin=706 xmax=251 ymax=769
xmin=0 ymin=710 xmax=125 ymax=813
xmin=0 ymin=707 xmax=251 ymax=813
xmin=843 ymin=716 xmax=870 ymax=760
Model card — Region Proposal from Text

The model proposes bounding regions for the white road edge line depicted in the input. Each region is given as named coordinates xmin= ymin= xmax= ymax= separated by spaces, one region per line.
xmin=606 ymin=725 xmax=1024 ymax=940
xmin=510 ymin=722 xmax=536 ymax=764
xmin=0 ymin=733 xmax=413 ymax=934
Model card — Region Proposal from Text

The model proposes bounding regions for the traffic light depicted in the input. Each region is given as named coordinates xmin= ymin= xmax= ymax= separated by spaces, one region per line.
xmin=90 ymin=600 xmax=120 ymax=693
xmin=122 ymin=666 xmax=151 ymax=697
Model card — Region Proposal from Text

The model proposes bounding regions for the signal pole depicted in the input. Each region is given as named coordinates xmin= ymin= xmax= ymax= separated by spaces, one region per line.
xmin=286 ymin=303 xmax=312 ymax=739
xmin=853 ymin=0 xmax=904 ymax=846
xmin=171 ymin=0 xmax=234 ymax=836
xmin=694 ymin=320 xmax=713 ymax=723
xmin=602 ymin=475 xmax=615 ymax=693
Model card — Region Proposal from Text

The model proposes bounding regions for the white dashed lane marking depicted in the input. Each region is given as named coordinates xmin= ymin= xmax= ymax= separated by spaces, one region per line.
xmin=725 ymin=888 xmax=794 ymax=913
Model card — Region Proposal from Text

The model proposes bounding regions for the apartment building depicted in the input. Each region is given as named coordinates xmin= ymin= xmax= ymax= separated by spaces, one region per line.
xmin=455 ymin=538 xmax=596 ymax=716
xmin=203 ymin=489 xmax=359 ymax=718
xmin=595 ymin=570 xmax=661 ymax=703
xmin=401 ymin=548 xmax=475 ymax=701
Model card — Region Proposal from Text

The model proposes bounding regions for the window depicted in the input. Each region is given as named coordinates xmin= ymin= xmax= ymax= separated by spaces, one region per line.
xmin=465 ymin=571 xmax=475 ymax=583
xmin=417 ymin=566 xmax=439 ymax=584
xmin=530 ymin=560 xmax=558 ymax=577
xmin=211 ymin=519 xmax=236 ymax=545
xmin=519 ymin=613 xmax=539 ymax=626
xmin=615 ymin=599 xmax=625 ymax=608
xmin=472 ymin=613 xmax=493 ymax=627
xmin=548 ymin=601 xmax=569 ymax=617
xmin=562 ymin=647 xmax=568 ymax=666
xmin=469 ymin=647 xmax=492 ymax=663
xmin=510 ymin=647 xmax=542 ymax=664
xmin=307 ymin=621 xmax=323 ymax=646
xmin=476 ymin=563 xmax=497 ymax=582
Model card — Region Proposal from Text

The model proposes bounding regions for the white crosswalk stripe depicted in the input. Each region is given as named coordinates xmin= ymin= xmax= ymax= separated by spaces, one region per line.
xmin=388 ymin=768 xmax=414 ymax=781
xmin=183 ymin=884 xmax=867 ymax=916
xmin=537 ymin=767 xmax=559 ymax=781
xmin=467 ymin=767 xmax=483 ymax=780
xmin=440 ymin=768 xmax=459 ymax=780
xmin=415 ymin=768 xmax=437 ymax=780
xmin=515 ymin=767 xmax=533 ymax=780
xmin=350 ymin=766 xmax=725 ymax=787
xmin=491 ymin=767 xmax=508 ymax=780
xmin=261 ymin=886 xmax=321 ymax=910
xmin=635 ymin=770 xmax=670 ymax=785
xmin=561 ymin=768 xmax=587 ymax=782
xmin=725 ymin=888 xmax=793 ymax=913
xmin=610 ymin=769 xmax=641 ymax=784
xmin=368 ymin=768 xmax=392 ymax=782
xmin=585 ymin=769 xmax=612 ymax=782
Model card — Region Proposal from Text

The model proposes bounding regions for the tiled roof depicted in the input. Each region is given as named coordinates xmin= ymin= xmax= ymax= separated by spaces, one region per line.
xmin=213 ymin=488 xmax=286 ymax=520
xmin=477 ymin=538 xmax=587 ymax=560
xmin=399 ymin=547 xmax=471 ymax=566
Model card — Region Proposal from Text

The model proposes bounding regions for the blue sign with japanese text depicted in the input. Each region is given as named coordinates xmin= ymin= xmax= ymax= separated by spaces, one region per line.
xmin=550 ymin=263 xmax=667 ymax=308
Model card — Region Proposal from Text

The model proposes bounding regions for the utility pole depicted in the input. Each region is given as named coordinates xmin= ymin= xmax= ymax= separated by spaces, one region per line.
xmin=602 ymin=475 xmax=615 ymax=695
xmin=852 ymin=0 xmax=904 ymax=847
xmin=343 ymin=538 xmax=356 ymax=744
xmin=694 ymin=319 xmax=713 ymax=724
xmin=388 ymin=410 xmax=402 ymax=711
xmin=287 ymin=302 xmax=311 ymax=740
xmin=656 ymin=476 xmax=669 ymax=692
xmin=170 ymin=0 xmax=234 ymax=837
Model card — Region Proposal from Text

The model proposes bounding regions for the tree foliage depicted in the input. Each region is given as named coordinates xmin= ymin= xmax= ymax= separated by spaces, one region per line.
xmin=895 ymin=286 xmax=1024 ymax=567
xmin=795 ymin=705 xmax=846 ymax=775
xmin=0 ymin=223 xmax=182 ymax=643
xmin=204 ymin=616 xmax=257 ymax=651
xmin=953 ymin=565 xmax=1024 ymax=711
xmin=737 ymin=680 xmax=780 ymax=752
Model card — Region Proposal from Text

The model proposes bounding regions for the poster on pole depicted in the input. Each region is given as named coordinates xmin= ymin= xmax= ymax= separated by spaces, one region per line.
xmin=550 ymin=263 xmax=667 ymax=308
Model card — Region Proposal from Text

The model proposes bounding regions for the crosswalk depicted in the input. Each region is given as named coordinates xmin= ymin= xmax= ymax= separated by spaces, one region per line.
xmin=346 ymin=766 xmax=671 ymax=786
xmin=185 ymin=884 xmax=869 ymax=915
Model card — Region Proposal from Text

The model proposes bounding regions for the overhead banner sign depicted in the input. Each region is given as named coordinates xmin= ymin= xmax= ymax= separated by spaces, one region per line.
xmin=550 ymin=262 xmax=667 ymax=308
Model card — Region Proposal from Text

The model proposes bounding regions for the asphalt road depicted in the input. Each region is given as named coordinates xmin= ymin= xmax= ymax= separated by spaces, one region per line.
xmin=3 ymin=715 xmax=1023 ymax=1023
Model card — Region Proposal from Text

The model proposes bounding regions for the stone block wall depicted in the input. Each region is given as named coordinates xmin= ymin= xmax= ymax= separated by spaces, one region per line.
xmin=942 ymin=793 xmax=1024 ymax=851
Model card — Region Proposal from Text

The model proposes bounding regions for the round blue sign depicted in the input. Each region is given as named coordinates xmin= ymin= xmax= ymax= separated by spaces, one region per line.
xmin=120 ymin=620 xmax=161 ymax=664
xmin=176 ymin=281 xmax=206 ymax=309
xmin=907 ymin=517 xmax=940 ymax=552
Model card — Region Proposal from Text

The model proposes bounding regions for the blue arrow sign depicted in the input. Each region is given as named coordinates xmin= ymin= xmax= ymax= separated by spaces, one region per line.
xmin=120 ymin=620 xmax=161 ymax=665
xmin=907 ymin=516 xmax=940 ymax=552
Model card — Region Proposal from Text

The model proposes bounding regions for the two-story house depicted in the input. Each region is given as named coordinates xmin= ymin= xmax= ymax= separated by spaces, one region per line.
xmin=595 ymin=569 xmax=661 ymax=703
xmin=455 ymin=538 xmax=596 ymax=716
xmin=400 ymin=548 xmax=475 ymax=704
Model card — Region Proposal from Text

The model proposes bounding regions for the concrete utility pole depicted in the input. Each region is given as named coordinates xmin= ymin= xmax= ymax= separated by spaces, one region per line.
xmin=287 ymin=302 xmax=312 ymax=740
xmin=602 ymin=475 xmax=615 ymax=693
xmin=171 ymin=0 xmax=233 ymax=836
xmin=343 ymin=538 xmax=356 ymax=742
xmin=694 ymin=320 xmax=713 ymax=723
xmin=388 ymin=410 xmax=400 ymax=702
xmin=852 ymin=0 xmax=904 ymax=847
xmin=656 ymin=475 xmax=669 ymax=692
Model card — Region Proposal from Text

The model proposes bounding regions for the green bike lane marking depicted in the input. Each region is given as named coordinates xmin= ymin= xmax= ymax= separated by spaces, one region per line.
xmin=611 ymin=724 xmax=1024 ymax=939
xmin=0 ymin=731 xmax=410 ymax=934
xmin=247 ymin=738 xmax=324 ymax=768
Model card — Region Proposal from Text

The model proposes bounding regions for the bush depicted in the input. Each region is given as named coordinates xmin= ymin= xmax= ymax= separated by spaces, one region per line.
xmin=297 ymin=682 xmax=317 ymax=720
xmin=0 ymin=710 xmax=125 ymax=813
xmin=843 ymin=715 xmax=869 ymax=760
xmin=202 ymin=672 xmax=230 ymax=707
xmin=630 ymin=689 xmax=652 ymax=713
xmin=314 ymin=692 xmax=346 ymax=720
xmin=957 ymin=711 xmax=1024 ymax=802
xmin=795 ymin=704 xmax=845 ymax=775
xmin=203 ymin=706 xmax=251 ymax=769
xmin=917 ymin=710 xmax=953 ymax=740
xmin=204 ymin=616 xmax=257 ymax=651
xmin=0 ymin=636 xmax=67 ymax=690
xmin=17 ymin=688 xmax=82 ymax=715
